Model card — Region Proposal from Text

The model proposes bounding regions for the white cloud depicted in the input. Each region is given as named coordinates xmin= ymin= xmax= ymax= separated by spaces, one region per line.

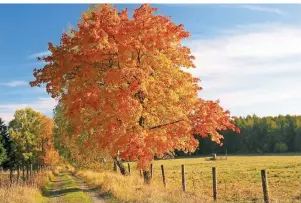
xmin=0 ymin=113 xmax=14 ymax=124
xmin=185 ymin=23 xmax=301 ymax=117
xmin=237 ymin=5 xmax=286 ymax=15
xmin=28 ymin=51 xmax=51 ymax=59
xmin=0 ymin=97 xmax=57 ymax=124
xmin=0 ymin=80 xmax=28 ymax=87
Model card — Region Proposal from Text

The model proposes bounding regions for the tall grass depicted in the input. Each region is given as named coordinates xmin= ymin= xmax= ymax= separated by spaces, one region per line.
xmin=78 ymin=155 xmax=301 ymax=203
xmin=78 ymin=170 xmax=205 ymax=203
xmin=0 ymin=170 xmax=51 ymax=203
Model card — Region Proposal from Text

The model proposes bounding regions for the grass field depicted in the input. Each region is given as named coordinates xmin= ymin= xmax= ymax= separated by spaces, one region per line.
xmin=79 ymin=154 xmax=299 ymax=202
xmin=133 ymin=154 xmax=301 ymax=202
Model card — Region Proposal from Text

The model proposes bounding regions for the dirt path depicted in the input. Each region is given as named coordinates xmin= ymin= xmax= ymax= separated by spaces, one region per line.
xmin=45 ymin=172 xmax=106 ymax=203
xmin=73 ymin=176 xmax=106 ymax=203
xmin=46 ymin=173 xmax=65 ymax=203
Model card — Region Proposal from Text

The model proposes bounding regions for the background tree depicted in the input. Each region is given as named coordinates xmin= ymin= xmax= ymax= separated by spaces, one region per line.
xmin=181 ymin=114 xmax=301 ymax=156
xmin=0 ymin=142 xmax=6 ymax=166
xmin=0 ymin=118 xmax=8 ymax=166
xmin=42 ymin=146 xmax=60 ymax=166
xmin=36 ymin=115 xmax=55 ymax=166
xmin=53 ymin=102 xmax=111 ymax=168
xmin=9 ymin=108 xmax=44 ymax=177
xmin=6 ymin=108 xmax=60 ymax=178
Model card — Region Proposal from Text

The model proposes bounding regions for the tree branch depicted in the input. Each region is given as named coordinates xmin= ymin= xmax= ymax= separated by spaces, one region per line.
xmin=149 ymin=119 xmax=185 ymax=130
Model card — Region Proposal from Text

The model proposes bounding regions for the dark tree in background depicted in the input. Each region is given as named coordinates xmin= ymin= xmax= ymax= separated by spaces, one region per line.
xmin=176 ymin=114 xmax=301 ymax=156
xmin=0 ymin=118 xmax=9 ymax=167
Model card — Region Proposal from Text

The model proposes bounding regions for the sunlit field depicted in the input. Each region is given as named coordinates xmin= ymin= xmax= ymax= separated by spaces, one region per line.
xmin=102 ymin=154 xmax=301 ymax=203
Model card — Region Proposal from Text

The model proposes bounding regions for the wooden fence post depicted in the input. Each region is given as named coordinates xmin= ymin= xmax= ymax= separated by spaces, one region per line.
xmin=150 ymin=164 xmax=153 ymax=179
xmin=161 ymin=165 xmax=166 ymax=188
xmin=181 ymin=165 xmax=186 ymax=192
xmin=128 ymin=163 xmax=131 ymax=174
xmin=212 ymin=167 xmax=217 ymax=201
xmin=261 ymin=169 xmax=270 ymax=203
xmin=113 ymin=161 xmax=117 ymax=172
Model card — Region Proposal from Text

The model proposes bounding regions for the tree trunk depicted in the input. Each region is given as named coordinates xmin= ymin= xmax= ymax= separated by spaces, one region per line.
xmin=22 ymin=165 xmax=25 ymax=180
xmin=143 ymin=170 xmax=151 ymax=184
xmin=17 ymin=166 xmax=20 ymax=183
xmin=26 ymin=163 xmax=29 ymax=179
xmin=113 ymin=156 xmax=127 ymax=175
xmin=30 ymin=164 xmax=32 ymax=176
xmin=9 ymin=167 xmax=13 ymax=185
xmin=113 ymin=161 xmax=117 ymax=172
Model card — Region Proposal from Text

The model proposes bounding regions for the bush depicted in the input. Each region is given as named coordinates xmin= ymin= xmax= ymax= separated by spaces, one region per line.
xmin=274 ymin=142 xmax=288 ymax=153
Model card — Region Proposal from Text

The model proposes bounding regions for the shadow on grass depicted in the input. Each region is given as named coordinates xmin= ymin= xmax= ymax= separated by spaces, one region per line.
xmin=81 ymin=185 xmax=101 ymax=193
xmin=97 ymin=191 xmax=113 ymax=200
xmin=43 ymin=187 xmax=82 ymax=198
xmin=42 ymin=172 xmax=83 ymax=198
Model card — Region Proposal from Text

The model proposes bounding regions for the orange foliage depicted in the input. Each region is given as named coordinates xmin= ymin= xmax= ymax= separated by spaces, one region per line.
xmin=38 ymin=115 xmax=54 ymax=147
xmin=42 ymin=146 xmax=59 ymax=166
xmin=38 ymin=115 xmax=59 ymax=166
xmin=30 ymin=4 xmax=239 ymax=170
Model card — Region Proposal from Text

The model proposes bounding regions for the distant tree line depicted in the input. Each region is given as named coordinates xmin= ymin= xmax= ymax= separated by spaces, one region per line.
xmin=3 ymin=112 xmax=300 ymax=167
xmin=176 ymin=114 xmax=301 ymax=156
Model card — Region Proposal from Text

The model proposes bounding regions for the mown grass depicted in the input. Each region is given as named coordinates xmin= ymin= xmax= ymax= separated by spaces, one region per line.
xmin=43 ymin=170 xmax=93 ymax=203
xmin=60 ymin=173 xmax=93 ymax=203
xmin=79 ymin=154 xmax=301 ymax=203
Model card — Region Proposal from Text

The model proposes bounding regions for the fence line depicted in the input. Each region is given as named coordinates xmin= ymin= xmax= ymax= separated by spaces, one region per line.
xmin=122 ymin=163 xmax=285 ymax=202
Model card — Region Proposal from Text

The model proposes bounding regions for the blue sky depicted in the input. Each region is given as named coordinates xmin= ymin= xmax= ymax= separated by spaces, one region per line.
xmin=0 ymin=4 xmax=301 ymax=123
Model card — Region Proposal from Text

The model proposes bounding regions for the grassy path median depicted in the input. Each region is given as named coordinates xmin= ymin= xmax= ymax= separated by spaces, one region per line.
xmin=42 ymin=171 xmax=95 ymax=203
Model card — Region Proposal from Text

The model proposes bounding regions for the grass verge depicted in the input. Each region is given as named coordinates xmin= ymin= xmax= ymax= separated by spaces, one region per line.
xmin=0 ymin=170 xmax=51 ymax=203
xmin=78 ymin=169 xmax=203 ymax=203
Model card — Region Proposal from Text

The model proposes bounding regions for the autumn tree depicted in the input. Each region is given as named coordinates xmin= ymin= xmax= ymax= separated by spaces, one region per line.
xmin=42 ymin=146 xmax=59 ymax=166
xmin=30 ymin=4 xmax=239 ymax=183
xmin=37 ymin=115 xmax=59 ymax=167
